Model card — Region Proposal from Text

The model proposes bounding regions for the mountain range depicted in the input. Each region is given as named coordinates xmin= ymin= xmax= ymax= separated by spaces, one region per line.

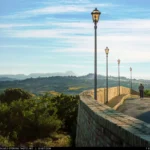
xmin=0 ymin=72 xmax=149 ymax=96
xmin=0 ymin=71 xmax=76 ymax=81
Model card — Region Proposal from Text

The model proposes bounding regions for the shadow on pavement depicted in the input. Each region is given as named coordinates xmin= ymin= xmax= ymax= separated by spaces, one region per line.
xmin=137 ymin=111 xmax=150 ymax=124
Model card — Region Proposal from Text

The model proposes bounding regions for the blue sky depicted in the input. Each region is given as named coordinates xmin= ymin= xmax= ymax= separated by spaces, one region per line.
xmin=0 ymin=0 xmax=150 ymax=79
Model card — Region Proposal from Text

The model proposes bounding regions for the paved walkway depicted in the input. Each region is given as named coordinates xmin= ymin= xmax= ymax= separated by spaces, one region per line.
xmin=106 ymin=94 xmax=126 ymax=108
xmin=117 ymin=97 xmax=150 ymax=124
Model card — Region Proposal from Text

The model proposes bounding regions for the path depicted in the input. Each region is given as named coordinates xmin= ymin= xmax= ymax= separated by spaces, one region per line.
xmin=106 ymin=94 xmax=126 ymax=108
xmin=117 ymin=97 xmax=150 ymax=124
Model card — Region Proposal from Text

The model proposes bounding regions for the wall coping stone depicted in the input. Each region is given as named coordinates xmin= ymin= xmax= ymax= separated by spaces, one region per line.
xmin=79 ymin=91 xmax=150 ymax=146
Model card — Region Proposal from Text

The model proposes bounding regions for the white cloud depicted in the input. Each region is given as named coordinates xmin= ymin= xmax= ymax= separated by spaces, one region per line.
xmin=0 ymin=63 xmax=88 ymax=69
xmin=5 ymin=29 xmax=62 ymax=38
xmin=0 ymin=45 xmax=46 ymax=48
xmin=2 ymin=19 xmax=150 ymax=38
xmin=0 ymin=2 xmax=116 ymax=19
xmin=2 ymin=19 xmax=150 ymax=30
xmin=36 ymin=0 xmax=91 ymax=5
xmin=1 ymin=15 xmax=150 ymax=64
xmin=0 ymin=23 xmax=44 ymax=29
xmin=0 ymin=1 xmax=150 ymax=79
xmin=49 ymin=19 xmax=150 ymax=30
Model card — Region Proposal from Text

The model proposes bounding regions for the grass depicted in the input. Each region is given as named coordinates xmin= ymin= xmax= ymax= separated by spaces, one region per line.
xmin=39 ymin=91 xmax=61 ymax=96
xmin=25 ymin=133 xmax=72 ymax=147
xmin=0 ymin=135 xmax=14 ymax=147
xmin=68 ymin=87 xmax=83 ymax=91
xmin=49 ymin=91 xmax=61 ymax=96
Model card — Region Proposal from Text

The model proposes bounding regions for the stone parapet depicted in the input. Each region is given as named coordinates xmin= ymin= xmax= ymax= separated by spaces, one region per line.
xmin=76 ymin=91 xmax=150 ymax=147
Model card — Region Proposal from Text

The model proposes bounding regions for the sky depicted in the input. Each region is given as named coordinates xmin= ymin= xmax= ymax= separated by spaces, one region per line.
xmin=0 ymin=0 xmax=150 ymax=79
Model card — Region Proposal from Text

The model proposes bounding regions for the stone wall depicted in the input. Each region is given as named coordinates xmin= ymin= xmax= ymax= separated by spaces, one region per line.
xmin=83 ymin=86 xmax=138 ymax=104
xmin=76 ymin=92 xmax=150 ymax=147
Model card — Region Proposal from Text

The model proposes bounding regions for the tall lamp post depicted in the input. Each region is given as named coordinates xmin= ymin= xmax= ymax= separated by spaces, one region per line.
xmin=105 ymin=47 xmax=109 ymax=103
xmin=130 ymin=67 xmax=132 ymax=94
xmin=117 ymin=59 xmax=121 ymax=96
xmin=91 ymin=8 xmax=101 ymax=100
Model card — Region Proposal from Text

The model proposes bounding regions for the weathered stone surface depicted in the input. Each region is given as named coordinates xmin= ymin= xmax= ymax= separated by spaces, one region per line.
xmin=76 ymin=90 xmax=150 ymax=147
xmin=83 ymin=86 xmax=135 ymax=104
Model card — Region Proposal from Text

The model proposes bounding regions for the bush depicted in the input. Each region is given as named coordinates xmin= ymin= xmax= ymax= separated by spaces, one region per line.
xmin=32 ymin=139 xmax=47 ymax=147
xmin=32 ymin=134 xmax=71 ymax=147
xmin=50 ymin=94 xmax=79 ymax=132
xmin=144 ymin=90 xmax=150 ymax=97
xmin=0 ymin=89 xmax=79 ymax=147
xmin=0 ymin=98 xmax=62 ymax=143
xmin=0 ymin=88 xmax=33 ymax=103
xmin=0 ymin=135 xmax=14 ymax=147
xmin=49 ymin=94 xmax=79 ymax=146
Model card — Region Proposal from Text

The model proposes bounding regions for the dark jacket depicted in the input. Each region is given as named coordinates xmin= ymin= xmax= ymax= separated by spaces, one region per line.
xmin=139 ymin=85 xmax=144 ymax=91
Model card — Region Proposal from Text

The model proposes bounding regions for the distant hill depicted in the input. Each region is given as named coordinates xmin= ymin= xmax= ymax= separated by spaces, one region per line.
xmin=28 ymin=71 xmax=76 ymax=78
xmin=0 ymin=74 xmax=26 ymax=80
xmin=0 ymin=71 xmax=76 ymax=81
xmin=0 ymin=74 xmax=149 ymax=96
xmin=0 ymin=77 xmax=16 ymax=81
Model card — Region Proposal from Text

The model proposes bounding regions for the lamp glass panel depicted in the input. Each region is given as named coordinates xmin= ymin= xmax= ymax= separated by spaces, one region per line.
xmin=93 ymin=13 xmax=99 ymax=22
xmin=105 ymin=48 xmax=109 ymax=54
xmin=92 ymin=9 xmax=100 ymax=22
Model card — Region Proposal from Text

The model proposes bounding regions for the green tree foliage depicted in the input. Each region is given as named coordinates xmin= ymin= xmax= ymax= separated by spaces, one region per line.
xmin=38 ymin=93 xmax=79 ymax=146
xmin=50 ymin=94 xmax=79 ymax=146
xmin=0 ymin=88 xmax=79 ymax=147
xmin=144 ymin=90 xmax=150 ymax=97
xmin=0 ymin=135 xmax=14 ymax=147
xmin=50 ymin=94 xmax=79 ymax=131
xmin=0 ymin=99 xmax=62 ymax=145
xmin=0 ymin=88 xmax=33 ymax=103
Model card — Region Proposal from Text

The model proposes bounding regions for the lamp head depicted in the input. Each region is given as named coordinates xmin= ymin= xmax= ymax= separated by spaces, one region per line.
xmin=105 ymin=47 xmax=109 ymax=55
xmin=130 ymin=67 xmax=132 ymax=71
xmin=91 ymin=8 xmax=101 ymax=23
xmin=117 ymin=59 xmax=120 ymax=64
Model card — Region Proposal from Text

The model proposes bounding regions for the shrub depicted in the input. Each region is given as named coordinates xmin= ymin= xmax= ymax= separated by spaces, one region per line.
xmin=144 ymin=90 xmax=150 ymax=97
xmin=0 ymin=88 xmax=33 ymax=103
xmin=0 ymin=97 xmax=62 ymax=143
xmin=50 ymin=94 xmax=79 ymax=132
xmin=0 ymin=89 xmax=79 ymax=147
xmin=32 ymin=134 xmax=71 ymax=147
xmin=32 ymin=139 xmax=47 ymax=147
xmin=0 ymin=135 xmax=14 ymax=147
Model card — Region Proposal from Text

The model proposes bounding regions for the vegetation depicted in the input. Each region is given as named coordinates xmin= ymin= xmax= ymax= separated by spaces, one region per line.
xmin=1 ymin=75 xmax=149 ymax=96
xmin=144 ymin=90 xmax=150 ymax=97
xmin=0 ymin=88 xmax=79 ymax=147
xmin=49 ymin=91 xmax=61 ymax=96
xmin=0 ymin=88 xmax=33 ymax=103
xmin=68 ymin=87 xmax=83 ymax=90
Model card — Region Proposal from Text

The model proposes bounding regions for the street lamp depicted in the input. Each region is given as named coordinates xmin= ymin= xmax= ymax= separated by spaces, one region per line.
xmin=117 ymin=59 xmax=121 ymax=96
xmin=91 ymin=8 xmax=101 ymax=100
xmin=130 ymin=67 xmax=132 ymax=94
xmin=105 ymin=47 xmax=109 ymax=103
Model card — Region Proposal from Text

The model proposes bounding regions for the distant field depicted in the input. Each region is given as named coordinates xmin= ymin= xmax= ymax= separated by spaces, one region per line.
xmin=49 ymin=91 xmax=61 ymax=96
xmin=68 ymin=87 xmax=83 ymax=90
xmin=0 ymin=89 xmax=6 ymax=93
xmin=39 ymin=90 xmax=61 ymax=96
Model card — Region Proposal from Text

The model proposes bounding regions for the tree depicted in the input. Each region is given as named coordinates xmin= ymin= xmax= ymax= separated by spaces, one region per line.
xmin=0 ymin=88 xmax=33 ymax=103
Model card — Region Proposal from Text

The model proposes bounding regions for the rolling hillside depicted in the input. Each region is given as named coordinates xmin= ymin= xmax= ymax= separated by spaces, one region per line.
xmin=0 ymin=74 xmax=149 ymax=95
